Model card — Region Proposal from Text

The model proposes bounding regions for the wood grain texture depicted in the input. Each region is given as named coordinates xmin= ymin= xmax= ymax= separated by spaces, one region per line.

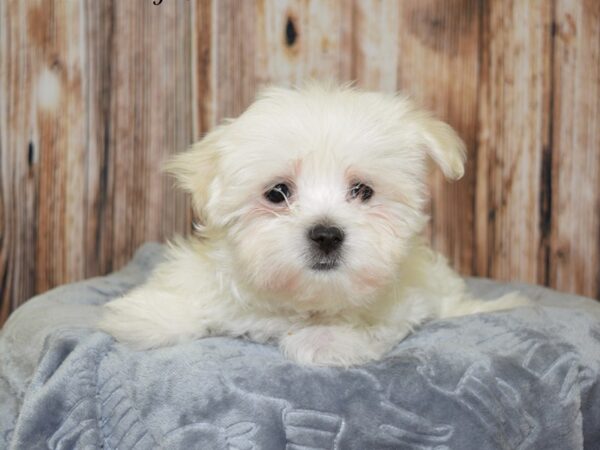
xmin=396 ymin=0 xmax=481 ymax=275
xmin=344 ymin=0 xmax=399 ymax=91
xmin=254 ymin=0 xmax=345 ymax=89
xmin=34 ymin=0 xmax=87 ymax=293
xmin=1 ymin=0 xmax=599 ymax=325
xmin=191 ymin=0 xmax=215 ymax=134
xmin=106 ymin=1 xmax=193 ymax=270
xmin=1 ymin=0 xmax=40 ymax=322
xmin=0 ymin=0 xmax=195 ymax=324
xmin=476 ymin=0 xmax=553 ymax=285
xmin=550 ymin=0 xmax=600 ymax=298
xmin=214 ymin=0 xmax=257 ymax=121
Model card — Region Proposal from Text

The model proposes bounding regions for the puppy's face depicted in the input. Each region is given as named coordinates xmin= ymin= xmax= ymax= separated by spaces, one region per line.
xmin=168 ymin=85 xmax=465 ymax=311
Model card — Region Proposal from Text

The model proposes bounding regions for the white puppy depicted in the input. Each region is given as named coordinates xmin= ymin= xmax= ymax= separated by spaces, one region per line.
xmin=99 ymin=83 xmax=527 ymax=366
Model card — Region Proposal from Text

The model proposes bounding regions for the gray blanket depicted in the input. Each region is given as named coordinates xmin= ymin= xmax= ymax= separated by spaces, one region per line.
xmin=1 ymin=243 xmax=600 ymax=449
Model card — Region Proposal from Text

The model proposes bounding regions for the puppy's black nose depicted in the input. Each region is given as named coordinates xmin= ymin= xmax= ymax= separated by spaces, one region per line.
xmin=308 ymin=225 xmax=345 ymax=254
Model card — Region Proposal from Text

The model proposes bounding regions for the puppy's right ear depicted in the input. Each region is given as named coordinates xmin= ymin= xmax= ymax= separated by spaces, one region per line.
xmin=416 ymin=113 xmax=466 ymax=180
xmin=164 ymin=127 xmax=224 ymax=224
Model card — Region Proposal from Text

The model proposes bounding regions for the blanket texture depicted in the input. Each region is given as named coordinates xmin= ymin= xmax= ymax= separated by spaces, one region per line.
xmin=1 ymin=243 xmax=600 ymax=449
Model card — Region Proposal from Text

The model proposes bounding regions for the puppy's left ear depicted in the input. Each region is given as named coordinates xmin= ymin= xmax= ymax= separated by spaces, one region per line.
xmin=416 ymin=113 xmax=466 ymax=180
xmin=163 ymin=126 xmax=225 ymax=225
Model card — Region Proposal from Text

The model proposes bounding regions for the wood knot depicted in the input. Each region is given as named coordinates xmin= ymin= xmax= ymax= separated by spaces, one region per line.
xmin=27 ymin=141 xmax=35 ymax=166
xmin=285 ymin=16 xmax=298 ymax=47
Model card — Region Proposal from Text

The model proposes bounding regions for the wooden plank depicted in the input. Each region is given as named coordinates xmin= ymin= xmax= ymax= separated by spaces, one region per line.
xmin=476 ymin=0 xmax=554 ymax=285
xmin=214 ymin=0 xmax=257 ymax=120
xmin=345 ymin=0 xmax=399 ymax=91
xmin=34 ymin=0 xmax=87 ymax=293
xmin=0 ymin=0 xmax=41 ymax=323
xmin=253 ymin=0 xmax=345 ymax=95
xmin=210 ymin=0 xmax=352 ymax=117
xmin=0 ymin=0 xmax=196 ymax=325
xmin=191 ymin=0 xmax=216 ymax=135
xmin=0 ymin=0 xmax=89 ymax=315
xmin=395 ymin=0 xmax=481 ymax=275
xmin=81 ymin=0 xmax=117 ymax=278
xmin=550 ymin=0 xmax=600 ymax=298
xmin=105 ymin=0 xmax=193 ymax=270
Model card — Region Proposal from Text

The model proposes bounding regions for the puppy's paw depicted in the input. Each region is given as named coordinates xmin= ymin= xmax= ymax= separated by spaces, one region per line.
xmin=98 ymin=289 xmax=208 ymax=350
xmin=280 ymin=325 xmax=387 ymax=367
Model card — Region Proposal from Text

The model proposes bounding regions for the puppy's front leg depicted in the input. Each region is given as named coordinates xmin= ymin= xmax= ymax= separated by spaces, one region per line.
xmin=280 ymin=324 xmax=409 ymax=367
xmin=99 ymin=285 xmax=210 ymax=350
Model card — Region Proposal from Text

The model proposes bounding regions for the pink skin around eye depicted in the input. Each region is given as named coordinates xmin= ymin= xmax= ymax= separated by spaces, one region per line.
xmin=242 ymin=184 xmax=295 ymax=221
xmin=246 ymin=204 xmax=282 ymax=219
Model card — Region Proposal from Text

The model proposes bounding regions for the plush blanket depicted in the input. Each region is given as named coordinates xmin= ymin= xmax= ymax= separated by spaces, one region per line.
xmin=1 ymin=243 xmax=599 ymax=449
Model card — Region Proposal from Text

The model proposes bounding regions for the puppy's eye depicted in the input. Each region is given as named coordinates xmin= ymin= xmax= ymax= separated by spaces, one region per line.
xmin=264 ymin=183 xmax=291 ymax=204
xmin=350 ymin=182 xmax=374 ymax=202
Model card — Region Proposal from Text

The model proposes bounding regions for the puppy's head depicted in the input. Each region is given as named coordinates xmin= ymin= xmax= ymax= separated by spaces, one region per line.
xmin=167 ymin=84 xmax=465 ymax=311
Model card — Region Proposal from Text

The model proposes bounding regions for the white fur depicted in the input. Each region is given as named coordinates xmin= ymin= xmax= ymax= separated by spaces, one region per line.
xmin=99 ymin=83 xmax=528 ymax=366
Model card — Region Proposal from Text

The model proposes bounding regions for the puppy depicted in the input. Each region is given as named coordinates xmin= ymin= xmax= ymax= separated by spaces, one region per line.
xmin=99 ymin=83 xmax=527 ymax=366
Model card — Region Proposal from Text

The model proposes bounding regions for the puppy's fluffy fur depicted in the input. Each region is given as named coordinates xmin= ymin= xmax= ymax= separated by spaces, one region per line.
xmin=99 ymin=83 xmax=527 ymax=366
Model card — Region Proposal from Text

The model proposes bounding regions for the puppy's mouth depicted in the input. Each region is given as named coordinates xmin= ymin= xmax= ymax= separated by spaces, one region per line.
xmin=312 ymin=260 xmax=338 ymax=271
xmin=310 ymin=256 xmax=340 ymax=271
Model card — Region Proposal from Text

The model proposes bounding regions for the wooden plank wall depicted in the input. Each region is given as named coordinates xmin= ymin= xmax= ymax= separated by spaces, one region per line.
xmin=1 ymin=0 xmax=599 ymax=325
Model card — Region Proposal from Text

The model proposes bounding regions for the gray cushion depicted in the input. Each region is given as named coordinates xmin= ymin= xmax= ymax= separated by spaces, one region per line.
xmin=1 ymin=243 xmax=599 ymax=449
